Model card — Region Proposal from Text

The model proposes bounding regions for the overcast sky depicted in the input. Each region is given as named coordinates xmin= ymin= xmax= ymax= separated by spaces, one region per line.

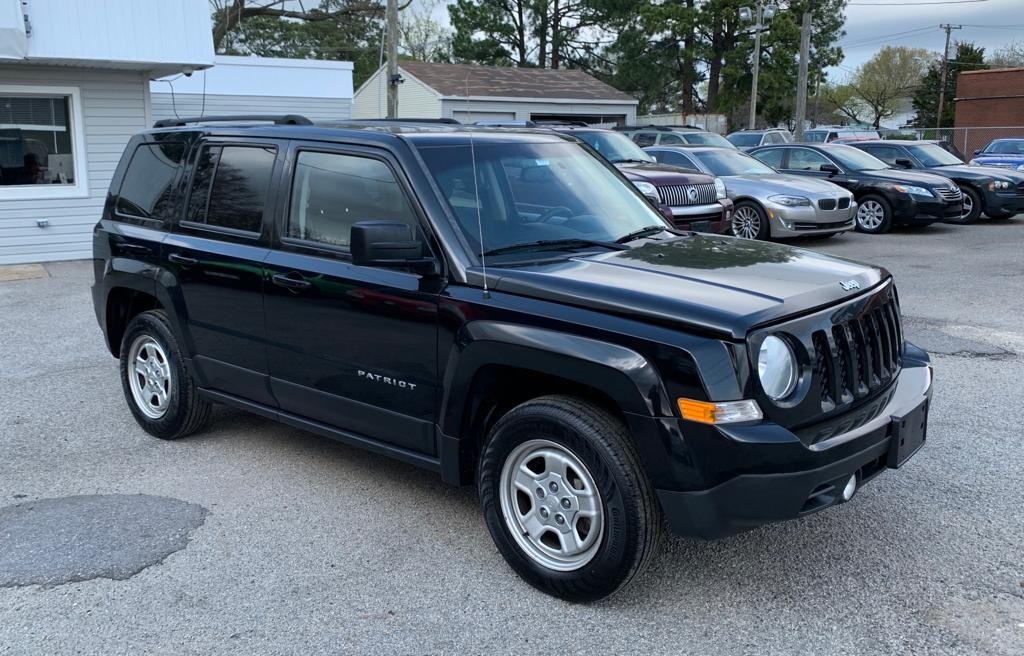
xmin=833 ymin=0 xmax=1024 ymax=78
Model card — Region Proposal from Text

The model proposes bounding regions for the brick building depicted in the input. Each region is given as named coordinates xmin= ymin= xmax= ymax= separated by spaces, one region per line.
xmin=954 ymin=67 xmax=1024 ymax=156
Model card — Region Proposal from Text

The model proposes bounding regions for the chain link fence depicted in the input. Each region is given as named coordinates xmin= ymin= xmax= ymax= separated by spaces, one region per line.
xmin=877 ymin=126 xmax=1024 ymax=160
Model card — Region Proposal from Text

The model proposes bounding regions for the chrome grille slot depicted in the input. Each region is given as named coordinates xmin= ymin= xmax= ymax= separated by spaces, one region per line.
xmin=936 ymin=186 xmax=962 ymax=201
xmin=658 ymin=183 xmax=717 ymax=206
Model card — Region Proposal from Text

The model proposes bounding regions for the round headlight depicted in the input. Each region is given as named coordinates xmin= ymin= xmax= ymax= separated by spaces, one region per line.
xmin=758 ymin=335 xmax=798 ymax=401
xmin=633 ymin=180 xmax=658 ymax=197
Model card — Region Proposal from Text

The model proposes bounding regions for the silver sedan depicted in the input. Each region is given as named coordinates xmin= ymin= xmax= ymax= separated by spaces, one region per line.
xmin=645 ymin=145 xmax=857 ymax=240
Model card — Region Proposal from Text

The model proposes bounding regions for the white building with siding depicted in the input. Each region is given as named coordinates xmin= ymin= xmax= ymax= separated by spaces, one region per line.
xmin=353 ymin=61 xmax=638 ymax=126
xmin=0 ymin=0 xmax=213 ymax=265
xmin=151 ymin=55 xmax=353 ymax=125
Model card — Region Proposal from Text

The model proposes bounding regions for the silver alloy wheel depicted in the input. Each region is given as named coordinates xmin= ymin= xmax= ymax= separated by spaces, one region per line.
xmin=127 ymin=335 xmax=172 ymax=420
xmin=732 ymin=205 xmax=762 ymax=239
xmin=961 ymin=191 xmax=973 ymax=220
xmin=857 ymin=200 xmax=885 ymax=230
xmin=498 ymin=439 xmax=604 ymax=572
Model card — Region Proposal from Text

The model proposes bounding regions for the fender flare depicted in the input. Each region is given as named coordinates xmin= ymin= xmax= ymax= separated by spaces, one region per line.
xmin=438 ymin=321 xmax=673 ymax=440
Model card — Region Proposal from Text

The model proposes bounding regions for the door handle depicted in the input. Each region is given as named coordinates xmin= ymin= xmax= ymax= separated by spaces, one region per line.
xmin=168 ymin=253 xmax=198 ymax=266
xmin=272 ymin=272 xmax=312 ymax=291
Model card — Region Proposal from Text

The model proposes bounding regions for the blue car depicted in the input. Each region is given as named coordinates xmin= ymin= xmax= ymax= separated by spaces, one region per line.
xmin=970 ymin=138 xmax=1024 ymax=172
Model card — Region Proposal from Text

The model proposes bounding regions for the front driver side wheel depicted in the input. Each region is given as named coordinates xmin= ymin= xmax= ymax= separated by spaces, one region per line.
xmin=478 ymin=396 xmax=660 ymax=602
xmin=731 ymin=201 xmax=770 ymax=240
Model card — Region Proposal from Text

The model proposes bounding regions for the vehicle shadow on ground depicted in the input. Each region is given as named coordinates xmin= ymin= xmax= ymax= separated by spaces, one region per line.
xmin=190 ymin=406 xmax=920 ymax=608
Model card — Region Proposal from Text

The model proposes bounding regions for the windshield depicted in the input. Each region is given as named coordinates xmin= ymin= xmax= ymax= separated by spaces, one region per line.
xmin=415 ymin=140 xmax=670 ymax=258
xmin=983 ymin=140 xmax=1024 ymax=155
xmin=907 ymin=143 xmax=963 ymax=166
xmin=691 ymin=148 xmax=777 ymax=176
xmin=803 ymin=131 xmax=828 ymax=143
xmin=572 ymin=131 xmax=654 ymax=163
xmin=828 ymin=145 xmax=889 ymax=171
xmin=683 ymin=132 xmax=736 ymax=148
xmin=726 ymin=133 xmax=762 ymax=147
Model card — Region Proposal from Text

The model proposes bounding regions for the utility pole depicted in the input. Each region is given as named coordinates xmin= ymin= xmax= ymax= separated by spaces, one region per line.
xmin=385 ymin=0 xmax=399 ymax=118
xmin=936 ymin=23 xmax=961 ymax=131
xmin=794 ymin=12 xmax=812 ymax=142
xmin=748 ymin=4 xmax=764 ymax=130
xmin=742 ymin=3 xmax=776 ymax=129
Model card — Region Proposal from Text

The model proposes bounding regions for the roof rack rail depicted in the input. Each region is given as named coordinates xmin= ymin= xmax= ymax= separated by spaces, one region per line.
xmin=354 ymin=117 xmax=462 ymax=125
xmin=153 ymin=114 xmax=312 ymax=128
xmin=613 ymin=124 xmax=703 ymax=132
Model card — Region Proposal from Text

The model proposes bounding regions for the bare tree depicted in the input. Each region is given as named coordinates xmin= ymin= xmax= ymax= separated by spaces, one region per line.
xmin=989 ymin=41 xmax=1024 ymax=69
xmin=850 ymin=46 xmax=932 ymax=128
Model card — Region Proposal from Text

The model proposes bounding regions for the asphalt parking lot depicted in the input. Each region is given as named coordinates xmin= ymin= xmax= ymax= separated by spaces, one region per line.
xmin=1 ymin=220 xmax=1023 ymax=655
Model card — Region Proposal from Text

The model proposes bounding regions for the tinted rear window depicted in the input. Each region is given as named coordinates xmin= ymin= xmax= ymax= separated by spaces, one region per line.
xmin=116 ymin=142 xmax=186 ymax=221
xmin=186 ymin=144 xmax=276 ymax=233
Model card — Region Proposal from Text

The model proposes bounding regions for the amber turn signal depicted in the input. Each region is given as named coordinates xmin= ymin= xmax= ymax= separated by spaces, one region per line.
xmin=677 ymin=398 xmax=763 ymax=424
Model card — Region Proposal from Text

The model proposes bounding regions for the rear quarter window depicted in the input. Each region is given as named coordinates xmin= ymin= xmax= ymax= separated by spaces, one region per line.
xmin=115 ymin=141 xmax=186 ymax=222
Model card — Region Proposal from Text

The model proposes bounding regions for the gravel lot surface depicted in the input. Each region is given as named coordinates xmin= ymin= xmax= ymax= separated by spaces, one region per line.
xmin=1 ymin=220 xmax=1022 ymax=655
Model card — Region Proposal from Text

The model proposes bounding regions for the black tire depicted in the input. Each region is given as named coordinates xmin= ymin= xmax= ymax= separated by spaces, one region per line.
xmin=731 ymin=200 xmax=771 ymax=240
xmin=478 ymin=395 xmax=660 ymax=602
xmin=119 ymin=310 xmax=211 ymax=440
xmin=854 ymin=194 xmax=893 ymax=234
xmin=947 ymin=186 xmax=982 ymax=224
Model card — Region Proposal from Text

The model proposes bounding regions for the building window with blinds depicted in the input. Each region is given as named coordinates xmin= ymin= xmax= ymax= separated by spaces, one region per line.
xmin=0 ymin=94 xmax=77 ymax=187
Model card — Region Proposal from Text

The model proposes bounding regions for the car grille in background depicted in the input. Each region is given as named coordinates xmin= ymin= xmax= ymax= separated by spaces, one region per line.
xmin=812 ymin=295 xmax=903 ymax=413
xmin=658 ymin=183 xmax=717 ymax=206
xmin=838 ymin=197 xmax=851 ymax=209
xmin=936 ymin=186 xmax=962 ymax=201
xmin=818 ymin=198 xmax=836 ymax=210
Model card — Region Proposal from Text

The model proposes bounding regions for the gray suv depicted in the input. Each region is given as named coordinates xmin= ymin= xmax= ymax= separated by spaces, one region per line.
xmin=616 ymin=125 xmax=736 ymax=149
xmin=727 ymin=129 xmax=793 ymax=149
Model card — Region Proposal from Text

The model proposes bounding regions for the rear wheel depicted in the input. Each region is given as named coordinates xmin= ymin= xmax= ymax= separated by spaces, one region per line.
xmin=731 ymin=201 xmax=770 ymax=240
xmin=855 ymin=195 xmax=893 ymax=234
xmin=119 ymin=310 xmax=211 ymax=440
xmin=948 ymin=186 xmax=981 ymax=224
xmin=478 ymin=396 xmax=660 ymax=602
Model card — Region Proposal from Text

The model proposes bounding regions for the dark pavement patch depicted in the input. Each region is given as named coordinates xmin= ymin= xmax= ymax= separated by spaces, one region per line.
xmin=0 ymin=494 xmax=207 ymax=588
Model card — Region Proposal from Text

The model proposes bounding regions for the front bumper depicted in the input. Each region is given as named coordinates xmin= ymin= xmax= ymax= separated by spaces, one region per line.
xmin=891 ymin=195 xmax=961 ymax=223
xmin=983 ymin=189 xmax=1024 ymax=215
xmin=656 ymin=348 xmax=933 ymax=539
xmin=767 ymin=201 xmax=857 ymax=237
xmin=668 ymin=200 xmax=732 ymax=234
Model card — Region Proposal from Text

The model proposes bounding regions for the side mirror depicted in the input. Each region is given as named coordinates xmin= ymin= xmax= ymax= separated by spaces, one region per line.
xmin=351 ymin=221 xmax=435 ymax=274
xmin=973 ymin=149 xmax=981 ymax=156
xmin=820 ymin=163 xmax=840 ymax=176
xmin=894 ymin=158 xmax=913 ymax=169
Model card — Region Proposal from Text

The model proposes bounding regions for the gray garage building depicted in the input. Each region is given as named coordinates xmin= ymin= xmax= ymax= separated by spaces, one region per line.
xmin=352 ymin=61 xmax=638 ymax=125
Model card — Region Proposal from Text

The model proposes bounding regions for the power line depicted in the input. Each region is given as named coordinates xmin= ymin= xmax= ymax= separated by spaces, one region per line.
xmin=839 ymin=26 xmax=936 ymax=48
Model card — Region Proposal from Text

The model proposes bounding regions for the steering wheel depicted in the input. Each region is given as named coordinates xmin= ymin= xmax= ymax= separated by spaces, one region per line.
xmin=536 ymin=206 xmax=575 ymax=223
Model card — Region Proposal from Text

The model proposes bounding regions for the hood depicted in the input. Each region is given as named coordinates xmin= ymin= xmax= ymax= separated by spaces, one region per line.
xmin=723 ymin=173 xmax=853 ymax=198
xmin=857 ymin=167 xmax=954 ymax=187
xmin=929 ymin=164 xmax=999 ymax=180
xmin=617 ymin=161 xmax=715 ymax=185
xmin=970 ymin=154 xmax=1024 ymax=169
xmin=487 ymin=235 xmax=886 ymax=339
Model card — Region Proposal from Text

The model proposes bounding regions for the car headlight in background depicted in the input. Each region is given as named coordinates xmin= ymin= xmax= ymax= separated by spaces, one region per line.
xmin=633 ymin=180 xmax=659 ymax=198
xmin=714 ymin=178 xmax=728 ymax=199
xmin=988 ymin=180 xmax=1012 ymax=190
xmin=757 ymin=335 xmax=798 ymax=401
xmin=1017 ymin=164 xmax=1024 ymax=172
xmin=768 ymin=194 xmax=811 ymax=207
xmin=893 ymin=184 xmax=935 ymax=198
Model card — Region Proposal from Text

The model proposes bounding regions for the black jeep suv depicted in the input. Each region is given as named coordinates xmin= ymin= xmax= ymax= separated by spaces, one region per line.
xmin=93 ymin=116 xmax=933 ymax=602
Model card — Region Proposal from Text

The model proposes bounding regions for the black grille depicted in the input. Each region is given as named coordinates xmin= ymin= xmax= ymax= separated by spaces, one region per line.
xmin=838 ymin=197 xmax=851 ymax=209
xmin=936 ymin=186 xmax=962 ymax=201
xmin=818 ymin=198 xmax=837 ymax=210
xmin=658 ymin=183 xmax=717 ymax=206
xmin=813 ymin=295 xmax=902 ymax=412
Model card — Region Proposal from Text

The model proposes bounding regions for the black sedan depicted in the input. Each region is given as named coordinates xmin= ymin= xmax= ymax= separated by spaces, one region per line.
xmin=849 ymin=140 xmax=1024 ymax=223
xmin=748 ymin=144 xmax=963 ymax=234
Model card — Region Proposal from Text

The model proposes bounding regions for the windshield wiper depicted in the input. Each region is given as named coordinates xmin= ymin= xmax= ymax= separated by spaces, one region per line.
xmin=482 ymin=238 xmax=629 ymax=257
xmin=615 ymin=225 xmax=669 ymax=243
xmin=610 ymin=158 xmax=652 ymax=164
